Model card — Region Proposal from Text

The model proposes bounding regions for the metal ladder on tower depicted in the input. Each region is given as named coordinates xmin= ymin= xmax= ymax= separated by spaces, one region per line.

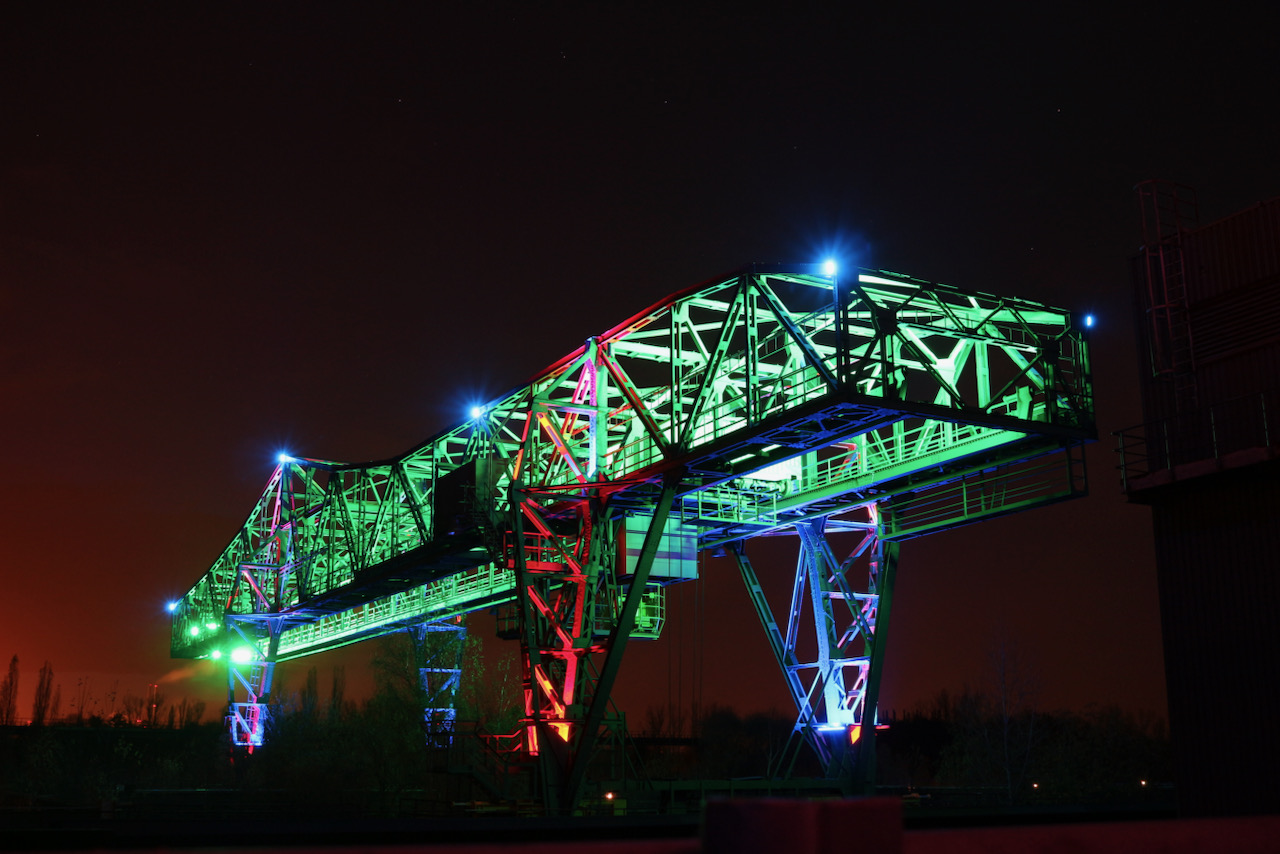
xmin=1136 ymin=179 xmax=1200 ymax=414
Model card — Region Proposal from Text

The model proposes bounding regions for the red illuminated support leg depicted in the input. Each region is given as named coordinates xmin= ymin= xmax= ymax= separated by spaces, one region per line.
xmin=509 ymin=473 xmax=678 ymax=814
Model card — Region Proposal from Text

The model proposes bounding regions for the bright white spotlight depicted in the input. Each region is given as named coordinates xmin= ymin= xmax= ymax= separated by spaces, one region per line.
xmin=1084 ymin=314 xmax=1095 ymax=328
xmin=470 ymin=405 xmax=484 ymax=419
xmin=821 ymin=258 xmax=838 ymax=277
xmin=277 ymin=452 xmax=295 ymax=464
xmin=231 ymin=646 xmax=254 ymax=664
xmin=166 ymin=601 xmax=178 ymax=613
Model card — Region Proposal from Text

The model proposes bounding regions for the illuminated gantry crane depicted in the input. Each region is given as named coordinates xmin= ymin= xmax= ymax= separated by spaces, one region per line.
xmin=168 ymin=263 xmax=1094 ymax=811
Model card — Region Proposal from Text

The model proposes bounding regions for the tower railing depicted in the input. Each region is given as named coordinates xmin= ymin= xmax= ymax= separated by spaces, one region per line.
xmin=1115 ymin=389 xmax=1278 ymax=490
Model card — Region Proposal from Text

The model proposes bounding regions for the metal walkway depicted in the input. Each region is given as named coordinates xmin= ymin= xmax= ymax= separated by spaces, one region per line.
xmin=168 ymin=263 xmax=1095 ymax=811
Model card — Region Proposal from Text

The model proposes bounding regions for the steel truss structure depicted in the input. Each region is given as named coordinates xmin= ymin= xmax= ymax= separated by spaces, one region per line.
xmin=731 ymin=508 xmax=897 ymax=785
xmin=169 ymin=264 xmax=1094 ymax=809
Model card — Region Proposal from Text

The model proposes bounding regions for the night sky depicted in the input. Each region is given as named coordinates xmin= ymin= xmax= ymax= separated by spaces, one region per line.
xmin=3 ymin=4 xmax=1277 ymax=726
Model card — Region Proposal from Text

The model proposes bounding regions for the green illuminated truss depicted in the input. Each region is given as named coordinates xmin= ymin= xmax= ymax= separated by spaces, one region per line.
xmin=170 ymin=264 xmax=1094 ymax=799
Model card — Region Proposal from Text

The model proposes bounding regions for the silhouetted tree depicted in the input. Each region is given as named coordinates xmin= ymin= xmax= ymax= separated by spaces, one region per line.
xmin=692 ymin=704 xmax=793 ymax=778
xmin=988 ymin=639 xmax=1040 ymax=803
xmin=121 ymin=693 xmax=144 ymax=725
xmin=31 ymin=661 xmax=54 ymax=726
xmin=104 ymin=680 xmax=119 ymax=719
xmin=174 ymin=696 xmax=206 ymax=728
xmin=300 ymin=666 xmax=321 ymax=723
xmin=878 ymin=699 xmax=952 ymax=787
xmin=329 ymin=665 xmax=346 ymax=720
xmin=0 ymin=655 xmax=18 ymax=725
xmin=642 ymin=704 xmax=670 ymax=738
xmin=935 ymin=636 xmax=1042 ymax=804
xmin=458 ymin=641 xmax=522 ymax=734
xmin=639 ymin=699 xmax=688 ymax=739
xmin=1031 ymin=704 xmax=1171 ymax=802
xmin=71 ymin=676 xmax=92 ymax=724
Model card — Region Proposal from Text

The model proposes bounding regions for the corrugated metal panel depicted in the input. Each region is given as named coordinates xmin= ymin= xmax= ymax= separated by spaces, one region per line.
xmin=1131 ymin=196 xmax=1280 ymax=423
xmin=1192 ymin=342 xmax=1280 ymax=410
xmin=1136 ymin=198 xmax=1280 ymax=815
xmin=1132 ymin=327 xmax=1280 ymax=424
xmin=1183 ymin=197 xmax=1280 ymax=303
xmin=1189 ymin=277 xmax=1280 ymax=364
xmin=1150 ymin=467 xmax=1280 ymax=815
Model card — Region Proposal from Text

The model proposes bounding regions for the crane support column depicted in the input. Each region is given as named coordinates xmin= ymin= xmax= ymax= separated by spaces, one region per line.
xmin=167 ymin=263 xmax=1096 ymax=813
xmin=730 ymin=502 xmax=895 ymax=786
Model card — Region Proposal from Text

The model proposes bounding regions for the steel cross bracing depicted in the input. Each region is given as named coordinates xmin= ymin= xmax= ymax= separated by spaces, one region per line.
xmin=169 ymin=264 xmax=1094 ymax=800
xmin=731 ymin=507 xmax=898 ymax=784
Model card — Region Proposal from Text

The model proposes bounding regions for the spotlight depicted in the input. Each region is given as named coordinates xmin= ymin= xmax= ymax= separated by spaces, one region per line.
xmin=277 ymin=452 xmax=295 ymax=464
xmin=1084 ymin=314 xmax=1095 ymax=328
xmin=821 ymin=258 xmax=838 ymax=277
xmin=470 ymin=405 xmax=485 ymax=420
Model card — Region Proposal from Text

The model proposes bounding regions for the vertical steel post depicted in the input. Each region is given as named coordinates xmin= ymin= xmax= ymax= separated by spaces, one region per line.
xmin=560 ymin=470 xmax=680 ymax=812
xmin=409 ymin=620 xmax=467 ymax=743
xmin=834 ymin=268 xmax=847 ymax=386
xmin=508 ymin=482 xmax=564 ymax=811
xmin=855 ymin=514 xmax=899 ymax=793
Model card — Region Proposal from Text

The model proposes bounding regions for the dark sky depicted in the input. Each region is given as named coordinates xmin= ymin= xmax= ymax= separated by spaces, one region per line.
xmin=3 ymin=4 xmax=1277 ymax=724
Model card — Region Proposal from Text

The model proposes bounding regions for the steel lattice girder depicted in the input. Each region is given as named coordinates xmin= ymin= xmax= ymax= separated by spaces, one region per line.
xmin=169 ymin=265 xmax=1093 ymax=807
xmin=731 ymin=507 xmax=897 ymax=782
xmin=170 ymin=265 xmax=1092 ymax=663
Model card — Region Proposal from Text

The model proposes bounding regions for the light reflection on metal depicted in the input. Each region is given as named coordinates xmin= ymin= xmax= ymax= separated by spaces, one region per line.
xmin=168 ymin=264 xmax=1095 ymax=809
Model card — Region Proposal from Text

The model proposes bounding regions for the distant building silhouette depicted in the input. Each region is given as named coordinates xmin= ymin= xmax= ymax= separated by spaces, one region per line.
xmin=1120 ymin=181 xmax=1280 ymax=816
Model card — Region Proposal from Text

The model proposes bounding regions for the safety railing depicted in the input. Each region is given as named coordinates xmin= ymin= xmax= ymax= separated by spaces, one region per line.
xmin=276 ymin=562 xmax=516 ymax=658
xmin=1114 ymin=390 xmax=1277 ymax=491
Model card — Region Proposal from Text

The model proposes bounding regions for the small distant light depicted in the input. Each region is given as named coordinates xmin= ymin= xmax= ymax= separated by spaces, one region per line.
xmin=1140 ymin=779 xmax=1147 ymax=787
xmin=470 ymin=405 xmax=484 ymax=420
xmin=277 ymin=452 xmax=295 ymax=464
xmin=1084 ymin=314 xmax=1095 ymax=328
xmin=231 ymin=646 xmax=254 ymax=664
xmin=205 ymin=622 xmax=218 ymax=631
xmin=210 ymin=650 xmax=223 ymax=660
xmin=821 ymin=258 xmax=838 ymax=277
xmin=605 ymin=791 xmax=614 ymax=800
xmin=166 ymin=601 xmax=178 ymax=613
xmin=189 ymin=626 xmax=200 ymax=637
xmin=1032 ymin=782 xmax=1039 ymax=789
